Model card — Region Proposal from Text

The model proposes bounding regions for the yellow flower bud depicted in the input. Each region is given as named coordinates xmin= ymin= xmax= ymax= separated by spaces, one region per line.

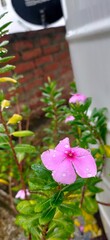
xmin=7 ymin=114 xmax=22 ymax=125
xmin=1 ymin=99 xmax=10 ymax=110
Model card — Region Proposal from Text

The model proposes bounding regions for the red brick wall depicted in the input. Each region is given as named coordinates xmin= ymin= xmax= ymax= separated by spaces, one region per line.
xmin=1 ymin=27 xmax=74 ymax=118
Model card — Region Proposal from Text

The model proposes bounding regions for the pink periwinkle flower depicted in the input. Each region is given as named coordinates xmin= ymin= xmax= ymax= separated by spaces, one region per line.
xmin=69 ymin=93 xmax=87 ymax=104
xmin=41 ymin=138 xmax=97 ymax=185
xmin=15 ymin=189 xmax=30 ymax=199
xmin=65 ymin=115 xmax=75 ymax=123
xmin=79 ymin=225 xmax=84 ymax=233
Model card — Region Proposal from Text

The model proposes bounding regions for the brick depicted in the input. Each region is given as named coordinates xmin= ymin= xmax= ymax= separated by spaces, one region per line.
xmin=22 ymin=73 xmax=34 ymax=82
xmin=13 ymin=41 xmax=33 ymax=51
xmin=54 ymin=33 xmax=65 ymax=42
xmin=35 ymin=55 xmax=53 ymax=66
xmin=44 ymin=62 xmax=59 ymax=72
xmin=40 ymin=37 xmax=50 ymax=46
xmin=22 ymin=48 xmax=42 ymax=60
xmin=24 ymin=78 xmax=43 ymax=91
xmin=34 ymin=68 xmax=43 ymax=77
xmin=60 ymin=41 xmax=69 ymax=50
xmin=54 ymin=51 xmax=70 ymax=61
xmin=16 ymin=61 xmax=34 ymax=74
xmin=43 ymin=44 xmax=60 ymax=55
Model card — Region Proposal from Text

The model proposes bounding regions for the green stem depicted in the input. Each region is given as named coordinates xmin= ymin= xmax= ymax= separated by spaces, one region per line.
xmin=0 ymin=108 xmax=26 ymax=196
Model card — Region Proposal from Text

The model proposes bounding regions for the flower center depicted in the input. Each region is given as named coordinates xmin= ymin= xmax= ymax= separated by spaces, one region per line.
xmin=64 ymin=149 xmax=75 ymax=159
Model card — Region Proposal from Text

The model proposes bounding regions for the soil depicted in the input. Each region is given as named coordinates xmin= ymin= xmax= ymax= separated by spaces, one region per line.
xmin=0 ymin=206 xmax=26 ymax=240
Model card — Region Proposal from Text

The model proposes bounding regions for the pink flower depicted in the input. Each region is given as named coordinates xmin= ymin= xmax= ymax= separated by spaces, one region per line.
xmin=79 ymin=225 xmax=84 ymax=233
xmin=15 ymin=189 xmax=30 ymax=199
xmin=65 ymin=115 xmax=75 ymax=123
xmin=41 ymin=138 xmax=97 ymax=185
xmin=69 ymin=93 xmax=87 ymax=104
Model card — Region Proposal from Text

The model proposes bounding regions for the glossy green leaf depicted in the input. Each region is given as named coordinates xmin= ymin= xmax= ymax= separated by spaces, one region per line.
xmin=0 ymin=56 xmax=15 ymax=63
xmin=11 ymin=130 xmax=34 ymax=137
xmin=51 ymin=191 xmax=64 ymax=207
xmin=0 ymin=64 xmax=15 ymax=74
xmin=0 ymin=22 xmax=12 ymax=32
xmin=82 ymin=196 xmax=98 ymax=214
xmin=17 ymin=200 xmax=36 ymax=215
xmin=0 ymin=47 xmax=8 ymax=56
xmin=34 ymin=199 xmax=51 ymax=213
xmin=59 ymin=202 xmax=81 ymax=217
xmin=62 ymin=178 xmax=85 ymax=192
xmin=0 ymin=40 xmax=9 ymax=47
xmin=15 ymin=144 xmax=36 ymax=154
xmin=39 ymin=207 xmax=56 ymax=225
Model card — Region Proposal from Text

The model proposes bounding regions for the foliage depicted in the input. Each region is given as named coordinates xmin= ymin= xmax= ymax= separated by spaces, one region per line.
xmin=0 ymin=13 xmax=109 ymax=240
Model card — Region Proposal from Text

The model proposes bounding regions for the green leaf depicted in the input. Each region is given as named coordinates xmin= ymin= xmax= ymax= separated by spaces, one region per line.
xmin=0 ymin=56 xmax=15 ymax=63
xmin=0 ymin=90 xmax=4 ymax=101
xmin=39 ymin=207 xmax=56 ymax=225
xmin=17 ymin=200 xmax=36 ymax=215
xmin=62 ymin=178 xmax=85 ymax=192
xmin=15 ymin=144 xmax=36 ymax=154
xmin=34 ymin=199 xmax=51 ymax=213
xmin=82 ymin=97 xmax=92 ymax=111
xmin=0 ymin=12 xmax=8 ymax=20
xmin=11 ymin=130 xmax=34 ymax=137
xmin=82 ymin=196 xmax=98 ymax=214
xmin=0 ymin=22 xmax=12 ymax=32
xmin=0 ymin=64 xmax=15 ymax=74
xmin=51 ymin=191 xmax=64 ymax=207
xmin=16 ymin=214 xmax=39 ymax=231
xmin=59 ymin=202 xmax=81 ymax=217
xmin=0 ymin=48 xmax=8 ymax=56
xmin=16 ymin=152 xmax=25 ymax=163
xmin=31 ymin=164 xmax=52 ymax=180
xmin=0 ymin=124 xmax=5 ymax=133
xmin=0 ymin=40 xmax=9 ymax=47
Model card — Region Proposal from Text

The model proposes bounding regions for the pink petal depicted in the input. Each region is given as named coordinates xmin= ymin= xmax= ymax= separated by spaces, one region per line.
xmin=55 ymin=137 xmax=70 ymax=152
xmin=41 ymin=149 xmax=64 ymax=170
xmin=15 ymin=190 xmax=25 ymax=199
xmin=52 ymin=160 xmax=76 ymax=184
xmin=73 ymin=147 xmax=97 ymax=178
xmin=65 ymin=115 xmax=75 ymax=123
xmin=69 ymin=93 xmax=87 ymax=104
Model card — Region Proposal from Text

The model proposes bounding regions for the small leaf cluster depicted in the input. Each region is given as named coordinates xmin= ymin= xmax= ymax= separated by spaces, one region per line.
xmin=40 ymin=78 xmax=66 ymax=146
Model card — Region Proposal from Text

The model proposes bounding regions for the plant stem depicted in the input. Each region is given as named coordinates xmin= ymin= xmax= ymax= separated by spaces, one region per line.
xmin=28 ymin=233 xmax=32 ymax=240
xmin=0 ymin=108 xmax=26 ymax=196
xmin=80 ymin=185 xmax=86 ymax=208
xmin=41 ymin=224 xmax=49 ymax=240
xmin=97 ymin=200 xmax=110 ymax=206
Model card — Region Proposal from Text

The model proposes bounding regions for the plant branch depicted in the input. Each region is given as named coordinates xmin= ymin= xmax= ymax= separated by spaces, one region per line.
xmin=97 ymin=200 xmax=110 ymax=206
xmin=0 ymin=108 xmax=26 ymax=195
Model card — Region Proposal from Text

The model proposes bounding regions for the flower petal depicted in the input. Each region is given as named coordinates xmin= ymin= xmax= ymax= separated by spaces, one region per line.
xmin=41 ymin=149 xmax=64 ymax=170
xmin=52 ymin=160 xmax=76 ymax=184
xmin=15 ymin=190 xmax=25 ymax=199
xmin=65 ymin=115 xmax=75 ymax=123
xmin=69 ymin=93 xmax=87 ymax=104
xmin=73 ymin=148 xmax=97 ymax=178
xmin=55 ymin=137 xmax=70 ymax=152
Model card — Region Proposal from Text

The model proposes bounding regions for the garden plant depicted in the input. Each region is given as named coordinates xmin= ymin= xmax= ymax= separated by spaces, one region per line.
xmin=0 ymin=13 xmax=110 ymax=240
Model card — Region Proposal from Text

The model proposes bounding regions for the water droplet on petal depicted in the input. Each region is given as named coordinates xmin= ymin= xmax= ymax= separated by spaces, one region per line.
xmin=87 ymin=173 xmax=92 ymax=177
xmin=65 ymin=144 xmax=69 ymax=148
xmin=62 ymin=173 xmax=66 ymax=177
xmin=65 ymin=150 xmax=68 ymax=154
